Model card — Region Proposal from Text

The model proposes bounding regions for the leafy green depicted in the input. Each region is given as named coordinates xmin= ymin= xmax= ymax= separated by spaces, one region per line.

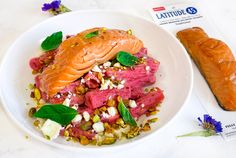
xmin=118 ymin=101 xmax=137 ymax=126
xmin=33 ymin=104 xmax=77 ymax=126
xmin=41 ymin=31 xmax=63 ymax=51
xmin=84 ymin=30 xmax=99 ymax=39
xmin=116 ymin=51 xmax=138 ymax=67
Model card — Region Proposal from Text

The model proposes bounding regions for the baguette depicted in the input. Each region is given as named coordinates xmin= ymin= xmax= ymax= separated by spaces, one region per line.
xmin=177 ymin=27 xmax=236 ymax=111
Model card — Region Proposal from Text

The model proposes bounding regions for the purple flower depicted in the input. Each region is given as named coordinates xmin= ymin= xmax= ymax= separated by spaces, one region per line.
xmin=198 ymin=114 xmax=223 ymax=133
xmin=42 ymin=0 xmax=61 ymax=11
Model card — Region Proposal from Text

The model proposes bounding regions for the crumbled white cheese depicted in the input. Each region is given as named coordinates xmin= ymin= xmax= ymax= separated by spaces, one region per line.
xmin=103 ymin=61 xmax=111 ymax=68
xmin=102 ymin=111 xmax=110 ymax=118
xmin=80 ymin=78 xmax=85 ymax=83
xmin=117 ymin=84 xmax=124 ymax=89
xmin=99 ymin=65 xmax=103 ymax=69
xmin=72 ymin=114 xmax=82 ymax=123
xmin=92 ymin=122 xmax=104 ymax=133
xmin=71 ymin=105 xmax=77 ymax=110
xmin=56 ymin=94 xmax=61 ymax=98
xmin=63 ymin=98 xmax=70 ymax=107
xmin=109 ymin=81 xmax=117 ymax=89
xmin=141 ymin=103 xmax=145 ymax=108
xmin=129 ymin=100 xmax=137 ymax=108
xmin=114 ymin=62 xmax=121 ymax=68
xmin=120 ymin=80 xmax=126 ymax=85
xmin=111 ymin=76 xmax=115 ymax=80
xmin=83 ymin=111 xmax=90 ymax=121
xmin=100 ymin=79 xmax=111 ymax=90
xmin=107 ymin=107 xmax=117 ymax=117
xmin=92 ymin=65 xmax=102 ymax=72
xmin=41 ymin=119 xmax=61 ymax=140
xmin=145 ymin=66 xmax=150 ymax=71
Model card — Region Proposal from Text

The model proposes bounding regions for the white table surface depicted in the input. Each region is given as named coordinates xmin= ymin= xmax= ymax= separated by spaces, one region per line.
xmin=0 ymin=0 xmax=236 ymax=157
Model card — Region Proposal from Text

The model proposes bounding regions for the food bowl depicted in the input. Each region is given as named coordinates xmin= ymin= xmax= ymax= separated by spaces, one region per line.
xmin=0 ymin=10 xmax=193 ymax=151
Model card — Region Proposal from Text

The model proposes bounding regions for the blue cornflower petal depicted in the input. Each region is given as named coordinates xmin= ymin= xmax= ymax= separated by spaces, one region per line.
xmin=51 ymin=0 xmax=61 ymax=9
xmin=42 ymin=3 xmax=52 ymax=11
xmin=201 ymin=114 xmax=223 ymax=133
xmin=197 ymin=117 xmax=203 ymax=123
xmin=203 ymin=114 xmax=212 ymax=123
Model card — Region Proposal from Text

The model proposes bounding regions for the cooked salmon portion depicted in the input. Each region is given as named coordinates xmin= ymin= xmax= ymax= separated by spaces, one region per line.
xmin=177 ymin=27 xmax=236 ymax=111
xmin=39 ymin=28 xmax=143 ymax=97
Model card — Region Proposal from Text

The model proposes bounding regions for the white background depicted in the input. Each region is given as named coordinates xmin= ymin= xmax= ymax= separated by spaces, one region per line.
xmin=0 ymin=0 xmax=236 ymax=157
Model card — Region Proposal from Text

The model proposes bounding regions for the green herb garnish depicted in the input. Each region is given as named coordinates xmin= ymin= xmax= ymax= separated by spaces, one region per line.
xmin=33 ymin=104 xmax=77 ymax=126
xmin=84 ymin=30 xmax=99 ymax=39
xmin=41 ymin=31 xmax=63 ymax=51
xmin=116 ymin=51 xmax=138 ymax=67
xmin=118 ymin=100 xmax=137 ymax=126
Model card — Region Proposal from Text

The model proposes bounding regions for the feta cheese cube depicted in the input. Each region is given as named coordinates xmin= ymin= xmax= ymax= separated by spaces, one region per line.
xmin=117 ymin=84 xmax=124 ymax=89
xmin=92 ymin=122 xmax=104 ymax=133
xmin=102 ymin=112 xmax=110 ymax=118
xmin=100 ymin=79 xmax=111 ymax=90
xmin=41 ymin=119 xmax=61 ymax=140
xmin=129 ymin=100 xmax=137 ymax=108
xmin=120 ymin=80 xmax=126 ymax=85
xmin=107 ymin=107 xmax=117 ymax=117
xmin=114 ymin=62 xmax=121 ymax=68
xmin=92 ymin=65 xmax=102 ymax=72
xmin=103 ymin=61 xmax=111 ymax=68
xmin=141 ymin=103 xmax=145 ymax=108
xmin=72 ymin=114 xmax=82 ymax=123
xmin=83 ymin=111 xmax=90 ymax=121
xmin=145 ymin=66 xmax=150 ymax=71
xmin=63 ymin=98 xmax=70 ymax=107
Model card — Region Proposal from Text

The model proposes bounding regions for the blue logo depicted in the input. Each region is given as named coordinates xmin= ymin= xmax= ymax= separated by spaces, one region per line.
xmin=186 ymin=7 xmax=197 ymax=14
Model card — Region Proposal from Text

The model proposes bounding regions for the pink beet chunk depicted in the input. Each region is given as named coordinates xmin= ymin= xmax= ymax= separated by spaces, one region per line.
xmin=130 ymin=88 xmax=164 ymax=118
xmin=85 ymin=86 xmax=131 ymax=109
xmin=29 ymin=49 xmax=57 ymax=71
xmin=106 ymin=57 xmax=159 ymax=89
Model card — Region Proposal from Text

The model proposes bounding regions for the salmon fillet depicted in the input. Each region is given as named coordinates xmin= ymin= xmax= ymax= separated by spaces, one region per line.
xmin=39 ymin=28 xmax=143 ymax=97
xmin=177 ymin=27 xmax=236 ymax=111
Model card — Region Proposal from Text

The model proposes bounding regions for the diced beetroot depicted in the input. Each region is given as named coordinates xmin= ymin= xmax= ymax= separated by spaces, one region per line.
xmin=130 ymin=88 xmax=164 ymax=118
xmin=134 ymin=47 xmax=148 ymax=58
xmin=68 ymin=126 xmax=95 ymax=140
xmin=106 ymin=57 xmax=159 ymax=89
xmin=77 ymin=105 xmax=94 ymax=114
xmin=101 ymin=114 xmax=120 ymax=124
xmin=35 ymin=75 xmax=41 ymax=88
xmin=60 ymin=80 xmax=81 ymax=94
xmin=70 ymin=95 xmax=85 ymax=106
xmin=85 ymin=87 xmax=131 ymax=109
xmin=29 ymin=58 xmax=44 ymax=71
xmin=29 ymin=49 xmax=57 ymax=71
xmin=131 ymin=87 xmax=145 ymax=99
xmin=48 ymin=95 xmax=66 ymax=104
xmin=84 ymin=72 xmax=100 ymax=88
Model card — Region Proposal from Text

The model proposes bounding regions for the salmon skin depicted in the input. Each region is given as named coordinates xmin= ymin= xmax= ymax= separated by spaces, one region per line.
xmin=177 ymin=27 xmax=236 ymax=111
xmin=39 ymin=28 xmax=143 ymax=97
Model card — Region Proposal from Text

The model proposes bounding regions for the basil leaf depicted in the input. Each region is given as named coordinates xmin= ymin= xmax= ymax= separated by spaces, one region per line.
xmin=33 ymin=104 xmax=77 ymax=126
xmin=116 ymin=51 xmax=138 ymax=67
xmin=41 ymin=31 xmax=63 ymax=51
xmin=84 ymin=30 xmax=99 ymax=39
xmin=118 ymin=101 xmax=137 ymax=126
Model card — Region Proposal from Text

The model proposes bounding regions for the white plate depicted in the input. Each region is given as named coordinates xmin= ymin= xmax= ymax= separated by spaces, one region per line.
xmin=0 ymin=10 xmax=193 ymax=151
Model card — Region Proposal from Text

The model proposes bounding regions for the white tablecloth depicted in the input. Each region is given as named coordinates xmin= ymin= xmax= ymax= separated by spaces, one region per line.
xmin=0 ymin=0 xmax=236 ymax=157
